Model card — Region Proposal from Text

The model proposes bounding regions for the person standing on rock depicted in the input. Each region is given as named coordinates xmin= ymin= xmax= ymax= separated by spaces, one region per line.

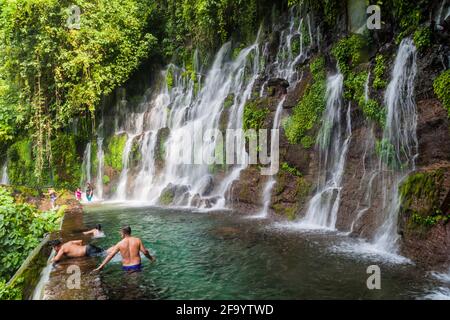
xmin=94 ymin=226 xmax=155 ymax=273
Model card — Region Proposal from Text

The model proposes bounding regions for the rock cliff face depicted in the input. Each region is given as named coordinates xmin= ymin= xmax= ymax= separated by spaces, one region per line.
xmin=229 ymin=6 xmax=450 ymax=269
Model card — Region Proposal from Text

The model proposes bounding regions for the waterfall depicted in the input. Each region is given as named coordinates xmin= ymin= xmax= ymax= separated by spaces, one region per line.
xmin=436 ymin=0 xmax=449 ymax=25
xmin=251 ymin=8 xmax=313 ymax=216
xmin=372 ymin=38 xmax=418 ymax=253
xmin=96 ymin=137 xmax=105 ymax=200
xmin=80 ymin=142 xmax=92 ymax=188
xmin=255 ymin=97 xmax=286 ymax=218
xmin=114 ymin=134 xmax=137 ymax=200
xmin=300 ymin=73 xmax=352 ymax=229
xmin=274 ymin=7 xmax=310 ymax=84
xmin=349 ymin=72 xmax=378 ymax=233
xmin=1 ymin=162 xmax=8 ymax=185
xmin=92 ymin=6 xmax=319 ymax=210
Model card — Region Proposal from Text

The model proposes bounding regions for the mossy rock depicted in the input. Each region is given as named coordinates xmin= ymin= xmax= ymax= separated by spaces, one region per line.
xmin=400 ymin=168 xmax=450 ymax=228
xmin=104 ymin=133 xmax=128 ymax=172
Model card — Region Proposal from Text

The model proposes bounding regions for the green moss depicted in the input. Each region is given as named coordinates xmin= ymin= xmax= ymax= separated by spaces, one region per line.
xmin=413 ymin=26 xmax=432 ymax=51
xmin=332 ymin=34 xmax=367 ymax=76
xmin=400 ymin=169 xmax=449 ymax=227
xmin=242 ymin=101 xmax=270 ymax=131
xmin=159 ymin=189 xmax=174 ymax=205
xmin=223 ymin=94 xmax=235 ymax=109
xmin=6 ymin=139 xmax=35 ymax=186
xmin=362 ymin=99 xmax=386 ymax=127
xmin=102 ymin=175 xmax=110 ymax=185
xmin=343 ymin=70 xmax=367 ymax=103
xmin=373 ymin=54 xmax=387 ymax=90
xmin=300 ymin=135 xmax=315 ymax=149
xmin=166 ymin=66 xmax=174 ymax=90
xmin=433 ymin=69 xmax=450 ymax=117
xmin=283 ymin=56 xmax=326 ymax=145
xmin=104 ymin=134 xmax=127 ymax=171
xmin=51 ymin=133 xmax=82 ymax=189
xmin=280 ymin=162 xmax=302 ymax=177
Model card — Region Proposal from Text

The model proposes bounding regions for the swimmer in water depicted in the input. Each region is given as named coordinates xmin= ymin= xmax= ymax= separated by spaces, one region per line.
xmin=49 ymin=239 xmax=104 ymax=263
xmin=83 ymin=224 xmax=105 ymax=238
xmin=94 ymin=226 xmax=155 ymax=273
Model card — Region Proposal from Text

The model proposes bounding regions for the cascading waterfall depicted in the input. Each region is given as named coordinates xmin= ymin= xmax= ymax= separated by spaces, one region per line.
xmin=253 ymin=8 xmax=313 ymax=217
xmin=99 ymin=7 xmax=317 ymax=210
xmin=372 ymin=38 xmax=418 ymax=253
xmin=349 ymin=72 xmax=378 ymax=233
xmin=435 ymin=0 xmax=450 ymax=25
xmin=105 ymin=29 xmax=262 ymax=207
xmin=115 ymin=134 xmax=137 ymax=200
xmin=162 ymin=38 xmax=262 ymax=208
xmin=300 ymin=73 xmax=352 ymax=229
xmin=255 ymin=97 xmax=286 ymax=218
xmin=1 ymin=162 xmax=8 ymax=185
xmin=80 ymin=142 xmax=92 ymax=188
xmin=96 ymin=137 xmax=105 ymax=200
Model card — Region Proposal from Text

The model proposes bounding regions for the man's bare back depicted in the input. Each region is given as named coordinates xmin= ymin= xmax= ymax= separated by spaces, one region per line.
xmin=52 ymin=240 xmax=86 ymax=262
xmin=94 ymin=226 xmax=155 ymax=272
xmin=51 ymin=240 xmax=104 ymax=263
xmin=116 ymin=236 xmax=145 ymax=266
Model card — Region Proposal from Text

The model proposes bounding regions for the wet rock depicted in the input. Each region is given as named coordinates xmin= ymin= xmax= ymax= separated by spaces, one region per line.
xmin=230 ymin=166 xmax=267 ymax=213
xmin=266 ymin=78 xmax=289 ymax=97
xmin=158 ymin=183 xmax=190 ymax=206
xmin=283 ymin=71 xmax=312 ymax=109
xmin=416 ymin=99 xmax=450 ymax=166
xmin=190 ymin=193 xmax=201 ymax=207
xmin=154 ymin=127 xmax=170 ymax=173
xmin=197 ymin=175 xmax=214 ymax=196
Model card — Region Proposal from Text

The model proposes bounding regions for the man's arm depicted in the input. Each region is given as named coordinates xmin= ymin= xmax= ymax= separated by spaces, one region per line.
xmin=52 ymin=247 xmax=65 ymax=263
xmin=139 ymin=240 xmax=155 ymax=262
xmin=94 ymin=244 xmax=120 ymax=271
xmin=83 ymin=229 xmax=95 ymax=235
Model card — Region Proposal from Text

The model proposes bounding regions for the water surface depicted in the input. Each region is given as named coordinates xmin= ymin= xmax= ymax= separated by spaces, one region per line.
xmin=83 ymin=204 xmax=447 ymax=299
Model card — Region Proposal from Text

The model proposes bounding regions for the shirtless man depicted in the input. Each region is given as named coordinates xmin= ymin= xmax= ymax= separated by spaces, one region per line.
xmin=94 ymin=226 xmax=155 ymax=272
xmin=50 ymin=239 xmax=103 ymax=263
xmin=83 ymin=224 xmax=105 ymax=238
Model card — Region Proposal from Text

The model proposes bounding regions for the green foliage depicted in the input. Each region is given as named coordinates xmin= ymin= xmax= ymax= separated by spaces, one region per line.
xmin=413 ymin=26 xmax=432 ymax=51
xmin=50 ymin=134 xmax=82 ymax=189
xmin=0 ymin=277 xmax=23 ymax=300
xmin=433 ymin=69 xmax=450 ymax=117
xmin=343 ymin=71 xmax=367 ymax=102
xmin=0 ymin=187 xmax=62 ymax=281
xmin=390 ymin=0 xmax=424 ymax=43
xmin=0 ymin=0 xmax=157 ymax=180
xmin=104 ymin=134 xmax=127 ymax=172
xmin=6 ymin=139 xmax=37 ymax=187
xmin=160 ymin=0 xmax=276 ymax=56
xmin=373 ymin=54 xmax=387 ymax=90
xmin=280 ymin=162 xmax=302 ymax=177
xmin=300 ymin=135 xmax=315 ymax=149
xmin=332 ymin=34 xmax=367 ymax=76
xmin=283 ymin=56 xmax=326 ymax=145
xmin=102 ymin=175 xmax=110 ymax=185
xmin=362 ymin=99 xmax=386 ymax=127
xmin=242 ymin=101 xmax=269 ymax=131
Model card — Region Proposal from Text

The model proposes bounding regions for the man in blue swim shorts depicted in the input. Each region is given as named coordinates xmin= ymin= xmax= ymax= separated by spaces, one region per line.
xmin=94 ymin=226 xmax=155 ymax=273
